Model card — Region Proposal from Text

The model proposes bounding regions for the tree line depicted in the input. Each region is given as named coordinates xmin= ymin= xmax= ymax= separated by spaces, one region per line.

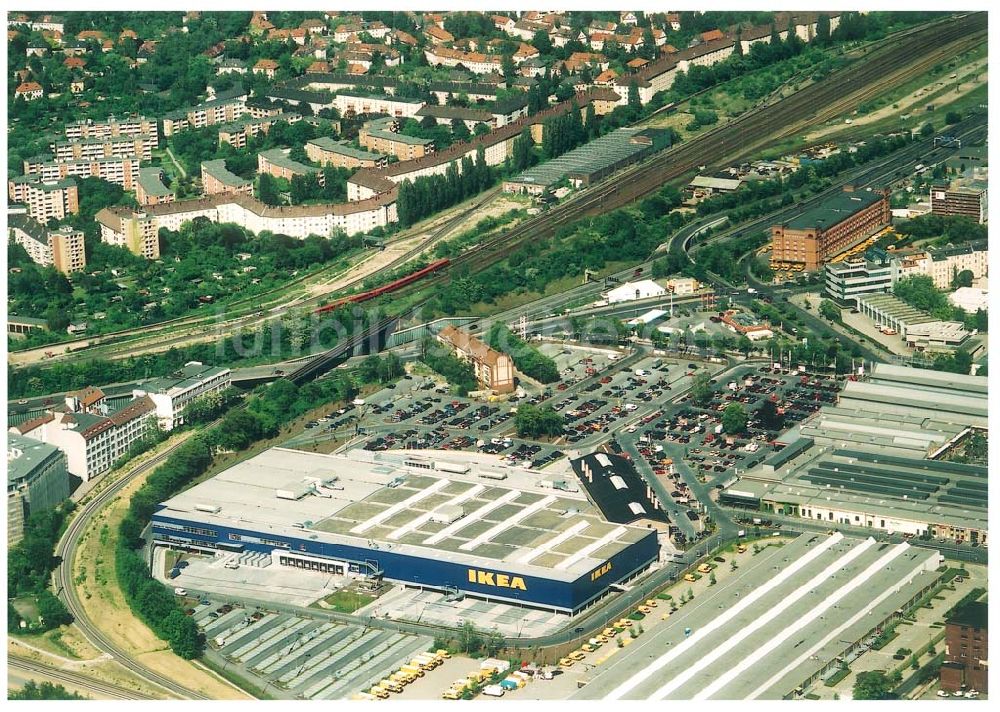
xmin=396 ymin=147 xmax=495 ymax=227
xmin=115 ymin=357 xmax=400 ymax=658
xmin=7 ymin=501 xmax=76 ymax=634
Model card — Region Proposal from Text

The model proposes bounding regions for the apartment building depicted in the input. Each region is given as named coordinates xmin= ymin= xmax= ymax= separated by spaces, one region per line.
xmin=257 ymin=148 xmax=324 ymax=184
xmin=931 ymin=182 xmax=988 ymax=223
xmin=436 ymin=325 xmax=515 ymax=394
xmin=7 ymin=174 xmax=79 ymax=223
xmin=95 ymin=207 xmax=161 ymax=259
xmin=423 ymin=46 xmax=504 ymax=75
xmin=896 ymin=245 xmax=989 ymax=290
xmin=12 ymin=393 xmax=157 ymax=481
xmin=772 ymin=188 xmax=891 ymax=271
xmin=305 ymin=137 xmax=387 ymax=170
xmin=217 ymin=112 xmax=301 ymax=149
xmin=136 ymin=167 xmax=174 ymax=206
xmin=162 ymin=92 xmax=249 ymax=137
xmin=415 ymin=104 xmax=494 ymax=132
xmin=65 ymin=114 xmax=159 ymax=144
xmin=8 ymin=215 xmax=87 ymax=275
xmin=23 ymin=154 xmax=140 ymax=191
xmin=331 ymin=92 xmax=425 ymax=119
xmin=201 ymin=159 xmax=254 ymax=196
xmin=7 ymin=434 xmax=70 ymax=546
xmin=359 ymin=117 xmax=434 ymax=161
xmin=51 ymin=134 xmax=155 ymax=162
xmin=133 ymin=361 xmax=232 ymax=430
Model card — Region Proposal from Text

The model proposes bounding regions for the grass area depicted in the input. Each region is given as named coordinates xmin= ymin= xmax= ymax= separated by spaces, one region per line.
xmin=197 ymin=656 xmax=272 ymax=700
xmin=71 ymin=434 xmax=251 ymax=700
xmin=315 ymin=589 xmax=376 ymax=613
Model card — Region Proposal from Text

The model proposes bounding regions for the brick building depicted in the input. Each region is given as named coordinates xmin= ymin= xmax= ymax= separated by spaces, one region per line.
xmin=95 ymin=207 xmax=161 ymax=259
xmin=771 ymin=188 xmax=891 ymax=271
xmin=359 ymin=117 xmax=434 ymax=161
xmin=136 ymin=167 xmax=174 ymax=206
xmin=940 ymin=600 xmax=987 ymax=693
xmin=436 ymin=325 xmax=515 ymax=394
xmin=8 ymin=215 xmax=86 ymax=275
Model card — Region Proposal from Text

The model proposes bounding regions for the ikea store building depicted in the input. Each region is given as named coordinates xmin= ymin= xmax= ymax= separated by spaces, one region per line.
xmin=152 ymin=448 xmax=659 ymax=614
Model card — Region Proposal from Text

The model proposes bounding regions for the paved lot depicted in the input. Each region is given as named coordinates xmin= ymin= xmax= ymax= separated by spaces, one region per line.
xmin=188 ymin=597 xmax=431 ymax=700
xmin=573 ymin=533 xmax=942 ymax=700
xmin=362 ymin=585 xmax=569 ymax=638
xmin=153 ymin=548 xmax=341 ymax=607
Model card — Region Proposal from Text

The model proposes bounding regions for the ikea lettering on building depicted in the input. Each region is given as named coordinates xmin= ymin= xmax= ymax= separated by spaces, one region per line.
xmin=151 ymin=448 xmax=659 ymax=614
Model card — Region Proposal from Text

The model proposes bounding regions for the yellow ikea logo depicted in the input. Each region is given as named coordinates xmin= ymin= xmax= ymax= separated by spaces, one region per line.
xmin=590 ymin=562 xmax=612 ymax=582
xmin=467 ymin=569 xmax=527 ymax=591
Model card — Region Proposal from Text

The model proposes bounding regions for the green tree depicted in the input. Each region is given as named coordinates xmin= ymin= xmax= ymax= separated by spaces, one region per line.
xmin=458 ymin=620 xmax=483 ymax=654
xmin=515 ymin=404 xmax=564 ymax=438
xmin=945 ymin=111 xmax=962 ymax=125
xmin=10 ymin=681 xmax=86 ymax=700
xmin=756 ymin=398 xmax=784 ymax=431
xmin=258 ymin=172 xmax=281 ymax=205
xmin=689 ymin=372 xmax=713 ymax=407
xmin=852 ymin=671 xmax=896 ymax=700
xmin=919 ymin=122 xmax=935 ymax=138
xmin=953 ymin=269 xmax=974 ymax=288
xmin=722 ymin=403 xmax=747 ymax=434
xmin=819 ymin=299 xmax=841 ymax=322
xmin=816 ymin=14 xmax=831 ymax=45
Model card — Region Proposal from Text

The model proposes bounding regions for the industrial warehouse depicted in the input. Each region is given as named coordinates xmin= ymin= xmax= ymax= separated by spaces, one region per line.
xmin=152 ymin=448 xmax=659 ymax=614
xmin=770 ymin=187 xmax=891 ymax=271
xmin=722 ymin=364 xmax=988 ymax=545
xmin=576 ymin=533 xmax=943 ymax=700
xmin=502 ymin=127 xmax=671 ymax=195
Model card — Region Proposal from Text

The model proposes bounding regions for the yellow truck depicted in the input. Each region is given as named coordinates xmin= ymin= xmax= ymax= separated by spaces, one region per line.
xmin=697 ymin=563 xmax=712 ymax=574
xmin=581 ymin=643 xmax=596 ymax=653
xmin=379 ymin=680 xmax=403 ymax=694
xmin=568 ymin=650 xmax=587 ymax=661
xmin=737 ymin=544 xmax=747 ymax=554
xmin=602 ymin=627 xmax=617 ymax=638
xmin=638 ymin=605 xmax=652 ymax=615
xmin=369 ymin=687 xmax=389 ymax=700
xmin=401 ymin=664 xmax=424 ymax=678
xmin=412 ymin=656 xmax=437 ymax=671
xmin=616 ymin=618 xmax=634 ymax=628
xmin=442 ymin=689 xmax=461 ymax=700
xmin=684 ymin=573 xmax=697 ymax=582
xmin=644 ymin=599 xmax=658 ymax=608
xmin=559 ymin=657 xmax=575 ymax=668
xmin=391 ymin=671 xmax=414 ymax=685
xmin=436 ymin=649 xmax=452 ymax=659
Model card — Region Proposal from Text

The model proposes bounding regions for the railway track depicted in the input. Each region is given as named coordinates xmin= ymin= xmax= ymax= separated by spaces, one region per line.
xmin=8 ymin=656 xmax=161 ymax=700
xmin=386 ymin=13 xmax=985 ymax=302
xmin=53 ymin=443 xmax=214 ymax=700
xmin=12 ymin=186 xmax=500 ymax=367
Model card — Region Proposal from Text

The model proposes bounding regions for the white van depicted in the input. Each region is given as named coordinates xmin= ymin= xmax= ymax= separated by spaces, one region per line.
xmin=174 ymin=587 xmax=187 ymax=596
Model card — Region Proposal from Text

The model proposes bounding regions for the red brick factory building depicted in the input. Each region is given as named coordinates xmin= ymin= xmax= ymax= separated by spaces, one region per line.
xmin=770 ymin=187 xmax=890 ymax=271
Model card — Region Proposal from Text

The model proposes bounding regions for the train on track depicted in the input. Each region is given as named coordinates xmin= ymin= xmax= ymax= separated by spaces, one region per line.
xmin=314 ymin=259 xmax=451 ymax=314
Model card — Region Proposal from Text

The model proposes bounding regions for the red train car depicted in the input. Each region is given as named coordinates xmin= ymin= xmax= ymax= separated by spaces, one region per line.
xmin=314 ymin=259 xmax=450 ymax=314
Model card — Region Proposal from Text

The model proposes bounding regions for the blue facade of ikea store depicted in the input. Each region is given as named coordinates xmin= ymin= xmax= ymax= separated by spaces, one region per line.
xmin=152 ymin=509 xmax=659 ymax=613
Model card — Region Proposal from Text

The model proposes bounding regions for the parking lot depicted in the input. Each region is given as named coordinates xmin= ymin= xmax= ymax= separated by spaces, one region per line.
xmin=187 ymin=597 xmax=431 ymax=700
